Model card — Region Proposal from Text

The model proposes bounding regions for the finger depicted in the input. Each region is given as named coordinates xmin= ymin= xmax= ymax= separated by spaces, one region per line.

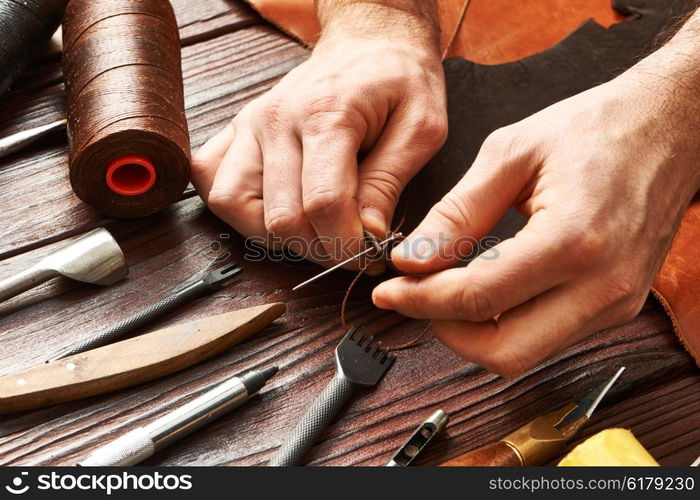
xmin=191 ymin=121 xmax=236 ymax=202
xmin=206 ymin=129 xmax=266 ymax=239
xmin=259 ymin=131 xmax=322 ymax=260
xmin=301 ymin=123 xmax=365 ymax=265
xmin=373 ymin=210 xmax=577 ymax=321
xmin=391 ymin=129 xmax=539 ymax=275
xmin=430 ymin=283 xmax=612 ymax=377
xmin=357 ymin=105 xmax=447 ymax=237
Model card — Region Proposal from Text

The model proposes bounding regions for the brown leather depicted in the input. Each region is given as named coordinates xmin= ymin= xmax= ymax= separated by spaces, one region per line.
xmin=243 ymin=0 xmax=622 ymax=62
xmin=652 ymin=197 xmax=700 ymax=367
xmin=243 ymin=0 xmax=700 ymax=366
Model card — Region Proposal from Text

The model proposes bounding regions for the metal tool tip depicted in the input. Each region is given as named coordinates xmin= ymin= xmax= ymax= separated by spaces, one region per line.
xmin=240 ymin=365 xmax=279 ymax=395
xmin=261 ymin=365 xmax=279 ymax=381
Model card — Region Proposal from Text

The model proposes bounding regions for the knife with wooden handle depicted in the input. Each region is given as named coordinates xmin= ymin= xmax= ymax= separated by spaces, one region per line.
xmin=0 ymin=302 xmax=285 ymax=414
xmin=441 ymin=368 xmax=625 ymax=467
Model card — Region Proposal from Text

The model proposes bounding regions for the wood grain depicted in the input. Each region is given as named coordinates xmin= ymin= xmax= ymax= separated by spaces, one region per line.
xmin=0 ymin=303 xmax=285 ymax=414
xmin=0 ymin=0 xmax=697 ymax=467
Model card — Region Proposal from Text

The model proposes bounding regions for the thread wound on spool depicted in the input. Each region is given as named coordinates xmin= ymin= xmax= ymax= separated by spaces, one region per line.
xmin=63 ymin=0 xmax=191 ymax=218
xmin=0 ymin=0 xmax=68 ymax=94
xmin=106 ymin=155 xmax=157 ymax=196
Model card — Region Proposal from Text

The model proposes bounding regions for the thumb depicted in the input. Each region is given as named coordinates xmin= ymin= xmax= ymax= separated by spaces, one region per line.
xmin=391 ymin=129 xmax=536 ymax=275
xmin=358 ymin=106 xmax=448 ymax=239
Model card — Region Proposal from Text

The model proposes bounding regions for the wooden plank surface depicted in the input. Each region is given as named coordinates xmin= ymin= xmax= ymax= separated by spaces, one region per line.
xmin=0 ymin=0 xmax=697 ymax=467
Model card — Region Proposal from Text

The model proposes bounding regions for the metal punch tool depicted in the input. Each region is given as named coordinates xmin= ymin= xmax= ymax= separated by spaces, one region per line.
xmin=386 ymin=410 xmax=449 ymax=466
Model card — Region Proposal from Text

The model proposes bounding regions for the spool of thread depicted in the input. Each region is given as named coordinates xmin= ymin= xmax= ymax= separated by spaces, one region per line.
xmin=0 ymin=0 xmax=67 ymax=95
xmin=62 ymin=0 xmax=191 ymax=218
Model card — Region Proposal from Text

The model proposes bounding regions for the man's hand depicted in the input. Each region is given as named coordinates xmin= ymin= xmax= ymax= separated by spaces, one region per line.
xmin=191 ymin=1 xmax=447 ymax=269
xmin=372 ymin=12 xmax=700 ymax=376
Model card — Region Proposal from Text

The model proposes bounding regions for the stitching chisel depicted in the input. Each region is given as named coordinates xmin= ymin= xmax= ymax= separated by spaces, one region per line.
xmin=269 ymin=327 xmax=395 ymax=466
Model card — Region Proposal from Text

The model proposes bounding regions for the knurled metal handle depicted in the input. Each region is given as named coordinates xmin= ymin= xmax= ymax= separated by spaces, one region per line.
xmin=61 ymin=280 xmax=208 ymax=356
xmin=269 ymin=375 xmax=354 ymax=466
xmin=79 ymin=427 xmax=156 ymax=466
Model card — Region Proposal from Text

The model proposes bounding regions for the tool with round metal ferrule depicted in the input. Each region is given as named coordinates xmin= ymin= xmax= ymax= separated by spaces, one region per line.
xmin=79 ymin=366 xmax=279 ymax=466
xmin=440 ymin=367 xmax=626 ymax=466
xmin=48 ymin=262 xmax=243 ymax=362
xmin=0 ymin=228 xmax=128 ymax=305
xmin=269 ymin=327 xmax=396 ymax=466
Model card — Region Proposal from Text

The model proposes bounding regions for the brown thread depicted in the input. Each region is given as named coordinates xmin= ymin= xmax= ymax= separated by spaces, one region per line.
xmin=63 ymin=0 xmax=191 ymax=218
xmin=340 ymin=0 xmax=475 ymax=348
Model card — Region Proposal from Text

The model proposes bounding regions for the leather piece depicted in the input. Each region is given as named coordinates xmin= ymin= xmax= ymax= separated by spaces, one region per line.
xmin=243 ymin=0 xmax=700 ymax=365
xmin=652 ymin=197 xmax=700 ymax=367
xmin=242 ymin=0 xmax=622 ymax=62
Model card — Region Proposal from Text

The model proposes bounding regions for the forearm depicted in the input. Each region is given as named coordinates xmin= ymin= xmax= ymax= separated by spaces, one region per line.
xmin=626 ymin=8 xmax=700 ymax=190
xmin=315 ymin=0 xmax=440 ymax=51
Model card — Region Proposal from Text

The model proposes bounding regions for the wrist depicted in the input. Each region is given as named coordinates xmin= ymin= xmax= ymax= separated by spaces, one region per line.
xmin=316 ymin=1 xmax=440 ymax=55
xmin=618 ymin=45 xmax=700 ymax=194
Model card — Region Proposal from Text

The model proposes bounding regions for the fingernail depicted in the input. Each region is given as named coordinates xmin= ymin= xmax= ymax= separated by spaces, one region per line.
xmin=393 ymin=235 xmax=435 ymax=262
xmin=360 ymin=207 xmax=387 ymax=235
xmin=372 ymin=288 xmax=391 ymax=309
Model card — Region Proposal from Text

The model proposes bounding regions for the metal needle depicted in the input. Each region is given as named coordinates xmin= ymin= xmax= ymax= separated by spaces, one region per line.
xmin=292 ymin=234 xmax=400 ymax=291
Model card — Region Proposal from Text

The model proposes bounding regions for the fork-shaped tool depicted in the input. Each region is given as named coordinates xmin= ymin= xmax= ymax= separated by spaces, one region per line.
xmin=269 ymin=327 xmax=396 ymax=466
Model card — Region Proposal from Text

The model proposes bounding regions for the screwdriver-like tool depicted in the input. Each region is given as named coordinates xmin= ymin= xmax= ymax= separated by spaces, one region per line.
xmin=79 ymin=366 xmax=279 ymax=466
xmin=269 ymin=327 xmax=396 ymax=466
xmin=441 ymin=367 xmax=626 ymax=466
xmin=48 ymin=262 xmax=242 ymax=362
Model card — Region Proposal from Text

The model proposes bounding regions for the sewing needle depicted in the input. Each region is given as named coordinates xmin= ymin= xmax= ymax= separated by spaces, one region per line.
xmin=292 ymin=234 xmax=400 ymax=291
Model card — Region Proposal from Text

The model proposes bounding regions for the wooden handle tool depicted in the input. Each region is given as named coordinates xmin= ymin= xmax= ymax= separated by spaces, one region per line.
xmin=441 ymin=367 xmax=625 ymax=466
xmin=0 ymin=302 xmax=285 ymax=414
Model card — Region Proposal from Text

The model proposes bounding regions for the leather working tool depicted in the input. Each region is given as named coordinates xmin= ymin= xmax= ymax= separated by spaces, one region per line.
xmin=49 ymin=262 xmax=243 ymax=361
xmin=0 ymin=228 xmax=128 ymax=305
xmin=385 ymin=409 xmax=449 ymax=466
xmin=0 ymin=119 xmax=67 ymax=158
xmin=79 ymin=366 xmax=279 ymax=466
xmin=0 ymin=302 xmax=285 ymax=414
xmin=441 ymin=367 xmax=625 ymax=466
xmin=269 ymin=327 xmax=395 ymax=466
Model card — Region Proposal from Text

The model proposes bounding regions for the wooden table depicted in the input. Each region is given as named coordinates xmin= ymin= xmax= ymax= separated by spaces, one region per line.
xmin=0 ymin=0 xmax=698 ymax=466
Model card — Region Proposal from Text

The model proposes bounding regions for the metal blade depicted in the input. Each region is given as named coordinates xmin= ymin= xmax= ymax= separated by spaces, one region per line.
xmin=292 ymin=235 xmax=399 ymax=291
xmin=558 ymin=367 xmax=625 ymax=427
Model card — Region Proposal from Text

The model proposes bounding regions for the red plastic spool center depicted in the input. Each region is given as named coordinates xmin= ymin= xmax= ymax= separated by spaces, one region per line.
xmin=105 ymin=155 xmax=157 ymax=196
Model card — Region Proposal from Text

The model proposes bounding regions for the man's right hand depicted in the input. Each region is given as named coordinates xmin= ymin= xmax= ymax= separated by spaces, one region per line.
xmin=191 ymin=1 xmax=447 ymax=270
